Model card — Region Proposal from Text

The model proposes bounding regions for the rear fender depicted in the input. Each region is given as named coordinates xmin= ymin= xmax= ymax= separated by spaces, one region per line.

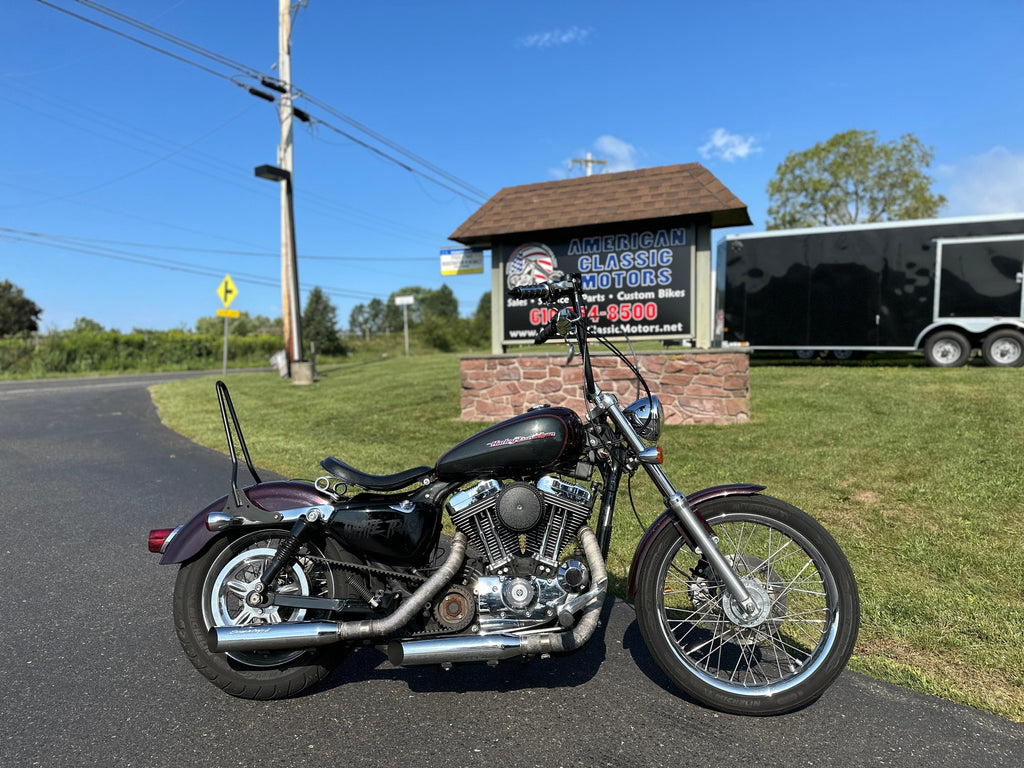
xmin=158 ymin=481 xmax=333 ymax=565
xmin=626 ymin=484 xmax=766 ymax=598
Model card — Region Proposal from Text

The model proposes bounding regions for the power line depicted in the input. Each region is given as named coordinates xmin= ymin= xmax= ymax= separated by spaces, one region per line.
xmin=42 ymin=0 xmax=491 ymax=205
xmin=37 ymin=0 xmax=250 ymax=90
xmin=0 ymin=227 xmax=386 ymax=302
xmin=5 ymin=231 xmax=441 ymax=261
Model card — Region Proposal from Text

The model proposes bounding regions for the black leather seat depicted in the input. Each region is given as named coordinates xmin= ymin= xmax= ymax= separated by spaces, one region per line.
xmin=320 ymin=456 xmax=433 ymax=492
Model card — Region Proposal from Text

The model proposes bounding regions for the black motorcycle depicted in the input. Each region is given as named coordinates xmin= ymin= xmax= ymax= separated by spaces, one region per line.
xmin=148 ymin=273 xmax=859 ymax=715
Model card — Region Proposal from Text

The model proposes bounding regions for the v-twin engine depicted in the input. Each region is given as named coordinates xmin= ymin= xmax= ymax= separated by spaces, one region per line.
xmin=447 ymin=475 xmax=593 ymax=578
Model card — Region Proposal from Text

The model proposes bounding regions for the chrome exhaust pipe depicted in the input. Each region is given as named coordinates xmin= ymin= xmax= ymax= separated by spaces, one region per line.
xmin=209 ymin=532 xmax=469 ymax=653
xmin=388 ymin=526 xmax=608 ymax=667
xmin=387 ymin=635 xmax=523 ymax=667
xmin=209 ymin=621 xmax=340 ymax=653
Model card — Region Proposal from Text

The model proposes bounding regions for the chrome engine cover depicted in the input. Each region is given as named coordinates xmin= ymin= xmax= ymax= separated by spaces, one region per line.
xmin=447 ymin=475 xmax=594 ymax=577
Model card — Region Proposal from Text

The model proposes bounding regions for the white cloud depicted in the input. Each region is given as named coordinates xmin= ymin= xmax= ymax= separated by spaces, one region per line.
xmin=592 ymin=135 xmax=638 ymax=172
xmin=519 ymin=26 xmax=593 ymax=48
xmin=698 ymin=128 xmax=762 ymax=163
xmin=939 ymin=147 xmax=1024 ymax=216
xmin=552 ymin=135 xmax=640 ymax=179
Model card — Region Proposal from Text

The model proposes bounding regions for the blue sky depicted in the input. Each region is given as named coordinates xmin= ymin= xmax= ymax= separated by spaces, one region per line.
xmin=4 ymin=0 xmax=1024 ymax=333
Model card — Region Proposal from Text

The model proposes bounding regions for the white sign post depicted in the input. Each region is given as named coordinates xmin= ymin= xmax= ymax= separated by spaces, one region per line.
xmin=394 ymin=295 xmax=415 ymax=356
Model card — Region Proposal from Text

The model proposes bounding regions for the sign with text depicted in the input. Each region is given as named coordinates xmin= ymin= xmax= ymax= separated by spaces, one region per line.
xmin=502 ymin=227 xmax=694 ymax=343
xmin=440 ymin=247 xmax=484 ymax=275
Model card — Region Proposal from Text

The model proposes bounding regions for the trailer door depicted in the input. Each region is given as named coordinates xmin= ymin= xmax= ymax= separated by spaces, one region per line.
xmin=934 ymin=235 xmax=1024 ymax=320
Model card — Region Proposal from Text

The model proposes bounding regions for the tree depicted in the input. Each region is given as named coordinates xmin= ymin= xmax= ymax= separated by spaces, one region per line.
xmin=302 ymin=286 xmax=344 ymax=354
xmin=71 ymin=317 xmax=105 ymax=333
xmin=469 ymin=291 xmax=491 ymax=346
xmin=0 ymin=280 xmax=43 ymax=336
xmin=766 ymin=130 xmax=947 ymax=229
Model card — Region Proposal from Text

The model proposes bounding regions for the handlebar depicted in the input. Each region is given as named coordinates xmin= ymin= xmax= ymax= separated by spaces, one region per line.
xmin=508 ymin=278 xmax=577 ymax=302
xmin=509 ymin=276 xmax=581 ymax=345
xmin=507 ymin=273 xmax=597 ymax=396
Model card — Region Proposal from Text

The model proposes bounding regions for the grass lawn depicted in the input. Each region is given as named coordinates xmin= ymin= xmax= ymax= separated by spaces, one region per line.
xmin=150 ymin=355 xmax=1024 ymax=721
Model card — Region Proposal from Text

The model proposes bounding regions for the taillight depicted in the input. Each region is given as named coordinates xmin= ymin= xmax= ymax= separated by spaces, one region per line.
xmin=148 ymin=527 xmax=178 ymax=554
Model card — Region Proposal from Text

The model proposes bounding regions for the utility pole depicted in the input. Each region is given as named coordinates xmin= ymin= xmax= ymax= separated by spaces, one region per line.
xmin=569 ymin=151 xmax=607 ymax=177
xmin=277 ymin=0 xmax=302 ymax=369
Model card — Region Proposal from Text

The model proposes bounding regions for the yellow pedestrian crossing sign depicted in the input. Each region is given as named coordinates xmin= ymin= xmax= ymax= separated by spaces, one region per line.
xmin=217 ymin=275 xmax=238 ymax=308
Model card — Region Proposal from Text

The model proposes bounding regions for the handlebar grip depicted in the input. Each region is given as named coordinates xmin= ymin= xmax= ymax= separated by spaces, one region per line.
xmin=533 ymin=319 xmax=557 ymax=345
xmin=509 ymin=284 xmax=551 ymax=300
xmin=509 ymin=277 xmax=577 ymax=301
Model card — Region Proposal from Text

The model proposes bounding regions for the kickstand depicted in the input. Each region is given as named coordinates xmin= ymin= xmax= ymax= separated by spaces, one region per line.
xmin=216 ymin=380 xmax=263 ymax=510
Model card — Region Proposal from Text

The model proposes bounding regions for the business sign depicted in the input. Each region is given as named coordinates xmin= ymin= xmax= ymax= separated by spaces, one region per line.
xmin=440 ymin=247 xmax=484 ymax=275
xmin=503 ymin=227 xmax=693 ymax=343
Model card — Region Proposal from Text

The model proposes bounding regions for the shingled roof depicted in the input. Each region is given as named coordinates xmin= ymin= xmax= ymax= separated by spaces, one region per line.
xmin=449 ymin=163 xmax=751 ymax=246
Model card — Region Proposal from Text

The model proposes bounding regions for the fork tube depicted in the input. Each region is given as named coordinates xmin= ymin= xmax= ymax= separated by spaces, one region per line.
xmin=597 ymin=392 xmax=757 ymax=614
xmin=594 ymin=458 xmax=622 ymax=559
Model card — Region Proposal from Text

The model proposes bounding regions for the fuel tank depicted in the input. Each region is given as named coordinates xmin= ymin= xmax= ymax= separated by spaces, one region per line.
xmin=435 ymin=407 xmax=585 ymax=481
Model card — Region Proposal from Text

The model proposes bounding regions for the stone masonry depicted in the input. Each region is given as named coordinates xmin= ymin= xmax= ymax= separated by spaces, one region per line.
xmin=459 ymin=350 xmax=749 ymax=425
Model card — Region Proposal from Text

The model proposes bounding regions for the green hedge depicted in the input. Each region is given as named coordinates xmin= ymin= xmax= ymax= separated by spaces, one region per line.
xmin=0 ymin=331 xmax=285 ymax=376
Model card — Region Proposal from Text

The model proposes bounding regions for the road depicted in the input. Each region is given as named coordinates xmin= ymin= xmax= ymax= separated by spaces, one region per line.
xmin=0 ymin=373 xmax=1021 ymax=767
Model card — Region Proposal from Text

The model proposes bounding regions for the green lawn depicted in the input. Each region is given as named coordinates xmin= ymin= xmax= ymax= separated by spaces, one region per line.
xmin=150 ymin=357 xmax=1024 ymax=721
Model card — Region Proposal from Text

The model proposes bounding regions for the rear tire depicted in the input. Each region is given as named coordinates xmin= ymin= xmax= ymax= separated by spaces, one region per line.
xmin=635 ymin=495 xmax=859 ymax=715
xmin=981 ymin=329 xmax=1024 ymax=367
xmin=173 ymin=529 xmax=354 ymax=699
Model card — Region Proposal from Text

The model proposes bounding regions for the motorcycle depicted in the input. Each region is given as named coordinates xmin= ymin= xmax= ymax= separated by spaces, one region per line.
xmin=148 ymin=273 xmax=859 ymax=715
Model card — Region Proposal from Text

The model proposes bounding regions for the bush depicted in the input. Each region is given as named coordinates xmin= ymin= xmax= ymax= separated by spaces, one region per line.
xmin=0 ymin=330 xmax=285 ymax=376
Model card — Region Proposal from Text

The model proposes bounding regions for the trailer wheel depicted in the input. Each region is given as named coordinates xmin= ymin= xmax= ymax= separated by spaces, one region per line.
xmin=924 ymin=330 xmax=971 ymax=367
xmin=981 ymin=330 xmax=1024 ymax=367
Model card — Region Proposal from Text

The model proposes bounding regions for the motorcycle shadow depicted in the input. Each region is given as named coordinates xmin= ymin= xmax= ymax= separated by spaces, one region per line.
xmin=311 ymin=598 xmax=618 ymax=696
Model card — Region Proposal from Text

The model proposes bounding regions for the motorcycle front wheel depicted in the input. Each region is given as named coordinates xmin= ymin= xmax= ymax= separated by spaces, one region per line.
xmin=173 ymin=528 xmax=354 ymax=700
xmin=635 ymin=495 xmax=859 ymax=715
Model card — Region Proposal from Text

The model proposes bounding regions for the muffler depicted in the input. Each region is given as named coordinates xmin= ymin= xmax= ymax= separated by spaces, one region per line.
xmin=209 ymin=622 xmax=340 ymax=652
xmin=387 ymin=635 xmax=523 ymax=667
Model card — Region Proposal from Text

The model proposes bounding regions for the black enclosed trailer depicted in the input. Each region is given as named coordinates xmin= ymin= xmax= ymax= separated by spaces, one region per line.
xmin=715 ymin=214 xmax=1024 ymax=366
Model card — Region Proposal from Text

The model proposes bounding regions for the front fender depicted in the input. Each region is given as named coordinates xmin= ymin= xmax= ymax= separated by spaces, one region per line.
xmin=626 ymin=483 xmax=766 ymax=599
xmin=158 ymin=481 xmax=334 ymax=565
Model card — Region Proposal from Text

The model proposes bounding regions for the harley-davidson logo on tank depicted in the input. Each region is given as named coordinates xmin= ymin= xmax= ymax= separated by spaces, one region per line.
xmin=503 ymin=227 xmax=694 ymax=343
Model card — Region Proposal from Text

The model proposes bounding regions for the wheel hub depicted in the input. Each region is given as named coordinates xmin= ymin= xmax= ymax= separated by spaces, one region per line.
xmin=722 ymin=579 xmax=773 ymax=628
xmin=991 ymin=338 xmax=1022 ymax=364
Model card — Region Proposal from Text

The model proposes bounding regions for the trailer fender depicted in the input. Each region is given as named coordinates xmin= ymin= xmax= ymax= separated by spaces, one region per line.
xmin=915 ymin=319 xmax=1024 ymax=350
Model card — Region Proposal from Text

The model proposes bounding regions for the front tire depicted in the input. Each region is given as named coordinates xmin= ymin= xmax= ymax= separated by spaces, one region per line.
xmin=173 ymin=528 xmax=353 ymax=699
xmin=635 ymin=495 xmax=859 ymax=715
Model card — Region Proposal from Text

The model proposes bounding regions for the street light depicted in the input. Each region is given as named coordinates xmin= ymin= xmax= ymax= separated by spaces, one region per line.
xmin=254 ymin=163 xmax=303 ymax=370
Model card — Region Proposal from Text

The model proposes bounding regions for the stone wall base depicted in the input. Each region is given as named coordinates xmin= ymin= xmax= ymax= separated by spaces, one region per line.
xmin=459 ymin=350 xmax=749 ymax=425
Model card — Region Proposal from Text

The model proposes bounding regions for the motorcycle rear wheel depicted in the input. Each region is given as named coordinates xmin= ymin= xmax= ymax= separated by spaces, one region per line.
xmin=635 ymin=495 xmax=859 ymax=715
xmin=173 ymin=528 xmax=354 ymax=700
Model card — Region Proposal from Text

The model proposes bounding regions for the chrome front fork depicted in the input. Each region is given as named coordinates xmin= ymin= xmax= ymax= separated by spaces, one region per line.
xmin=592 ymin=390 xmax=757 ymax=615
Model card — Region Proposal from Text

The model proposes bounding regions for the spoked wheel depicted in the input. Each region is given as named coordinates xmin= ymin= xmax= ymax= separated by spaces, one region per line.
xmin=173 ymin=528 xmax=356 ymax=699
xmin=635 ymin=495 xmax=859 ymax=715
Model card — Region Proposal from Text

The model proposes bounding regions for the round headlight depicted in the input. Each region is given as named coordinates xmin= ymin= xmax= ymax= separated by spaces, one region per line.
xmin=623 ymin=396 xmax=663 ymax=443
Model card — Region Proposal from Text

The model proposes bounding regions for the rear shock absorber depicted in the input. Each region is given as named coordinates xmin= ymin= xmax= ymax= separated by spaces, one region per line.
xmin=258 ymin=517 xmax=313 ymax=591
